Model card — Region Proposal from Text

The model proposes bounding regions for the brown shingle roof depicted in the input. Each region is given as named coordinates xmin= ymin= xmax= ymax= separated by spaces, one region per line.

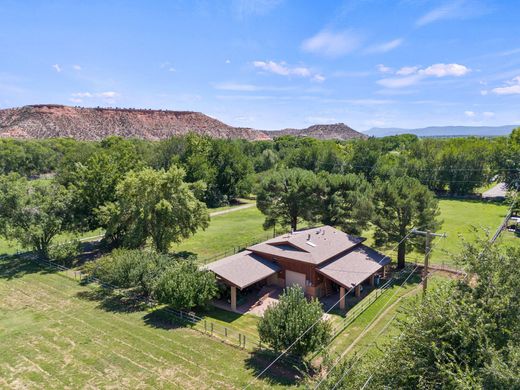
xmin=204 ymin=250 xmax=280 ymax=289
xmin=316 ymin=244 xmax=391 ymax=288
xmin=247 ymin=225 xmax=364 ymax=265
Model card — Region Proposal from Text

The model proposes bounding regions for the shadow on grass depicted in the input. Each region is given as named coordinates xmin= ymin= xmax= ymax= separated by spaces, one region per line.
xmin=244 ymin=349 xmax=309 ymax=387
xmin=76 ymin=288 xmax=150 ymax=313
xmin=142 ymin=307 xmax=189 ymax=330
xmin=0 ymin=255 xmax=58 ymax=280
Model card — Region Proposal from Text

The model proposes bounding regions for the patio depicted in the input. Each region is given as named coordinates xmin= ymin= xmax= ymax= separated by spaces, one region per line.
xmin=212 ymin=285 xmax=282 ymax=316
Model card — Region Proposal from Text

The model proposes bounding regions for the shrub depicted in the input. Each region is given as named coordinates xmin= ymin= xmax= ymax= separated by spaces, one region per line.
xmin=154 ymin=261 xmax=217 ymax=310
xmin=88 ymin=249 xmax=171 ymax=296
xmin=48 ymin=239 xmax=81 ymax=267
xmin=257 ymin=286 xmax=332 ymax=358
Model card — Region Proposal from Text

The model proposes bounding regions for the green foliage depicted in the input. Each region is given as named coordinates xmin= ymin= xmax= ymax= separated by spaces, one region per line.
xmin=373 ymin=175 xmax=440 ymax=268
xmin=0 ymin=174 xmax=73 ymax=258
xmin=324 ymin=240 xmax=520 ymax=389
xmin=87 ymin=249 xmax=172 ymax=296
xmin=98 ymin=166 xmax=209 ymax=253
xmin=48 ymin=239 xmax=81 ymax=266
xmin=154 ymin=260 xmax=218 ymax=310
xmin=319 ymin=172 xmax=373 ymax=234
xmin=256 ymin=168 xmax=322 ymax=231
xmin=59 ymin=137 xmax=143 ymax=231
xmin=257 ymin=286 xmax=332 ymax=358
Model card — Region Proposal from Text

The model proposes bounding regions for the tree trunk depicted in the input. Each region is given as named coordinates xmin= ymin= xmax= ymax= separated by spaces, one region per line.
xmin=397 ymin=240 xmax=406 ymax=269
xmin=291 ymin=216 xmax=298 ymax=232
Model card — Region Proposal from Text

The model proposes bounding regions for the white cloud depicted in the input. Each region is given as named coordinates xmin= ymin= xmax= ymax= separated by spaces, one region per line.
xmin=480 ymin=90 xmax=489 ymax=96
xmin=212 ymin=82 xmax=296 ymax=91
xmin=376 ymin=64 xmax=393 ymax=74
xmin=396 ymin=66 xmax=420 ymax=76
xmin=377 ymin=75 xmax=422 ymax=88
xmin=483 ymin=111 xmax=495 ymax=118
xmin=365 ymin=38 xmax=403 ymax=54
xmin=52 ymin=64 xmax=62 ymax=73
xmin=377 ymin=63 xmax=470 ymax=88
xmin=69 ymin=98 xmax=83 ymax=103
xmin=225 ymin=59 xmax=231 ymax=64
xmin=464 ymin=110 xmax=475 ymax=117
xmin=312 ymin=74 xmax=326 ymax=82
xmin=491 ymin=76 xmax=520 ymax=95
xmin=301 ymin=29 xmax=362 ymax=57
xmin=416 ymin=1 xmax=487 ymax=27
xmin=73 ymin=64 xmax=82 ymax=71
xmin=253 ymin=60 xmax=324 ymax=82
xmin=416 ymin=3 xmax=460 ymax=26
xmin=419 ymin=63 xmax=470 ymax=77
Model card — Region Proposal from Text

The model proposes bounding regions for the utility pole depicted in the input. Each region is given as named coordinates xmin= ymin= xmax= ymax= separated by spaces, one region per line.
xmin=411 ymin=229 xmax=446 ymax=297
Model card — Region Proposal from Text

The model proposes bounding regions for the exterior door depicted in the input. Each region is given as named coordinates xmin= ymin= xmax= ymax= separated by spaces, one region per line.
xmin=285 ymin=270 xmax=306 ymax=290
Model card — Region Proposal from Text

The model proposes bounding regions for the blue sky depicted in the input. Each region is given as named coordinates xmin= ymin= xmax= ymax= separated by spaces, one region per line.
xmin=1 ymin=0 xmax=519 ymax=131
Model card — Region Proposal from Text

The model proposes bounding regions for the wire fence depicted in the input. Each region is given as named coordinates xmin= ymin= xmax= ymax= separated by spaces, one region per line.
xmin=28 ymin=253 xmax=271 ymax=353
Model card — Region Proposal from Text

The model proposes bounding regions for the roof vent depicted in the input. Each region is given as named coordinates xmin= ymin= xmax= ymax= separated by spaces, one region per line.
xmin=306 ymin=241 xmax=317 ymax=247
xmin=307 ymin=233 xmax=311 ymax=240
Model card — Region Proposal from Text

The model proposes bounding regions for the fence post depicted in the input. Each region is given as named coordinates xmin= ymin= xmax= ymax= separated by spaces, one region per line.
xmin=204 ymin=320 xmax=207 ymax=333
xmin=243 ymin=335 xmax=246 ymax=348
xmin=210 ymin=322 xmax=214 ymax=335
xmin=224 ymin=327 xmax=227 ymax=337
xmin=239 ymin=333 xmax=242 ymax=347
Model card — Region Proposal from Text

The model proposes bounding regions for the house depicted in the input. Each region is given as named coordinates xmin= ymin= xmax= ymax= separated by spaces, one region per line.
xmin=205 ymin=225 xmax=391 ymax=311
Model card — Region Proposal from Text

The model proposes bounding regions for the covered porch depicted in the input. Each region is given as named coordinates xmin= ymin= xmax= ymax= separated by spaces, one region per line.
xmin=316 ymin=244 xmax=391 ymax=311
xmin=205 ymin=250 xmax=281 ymax=312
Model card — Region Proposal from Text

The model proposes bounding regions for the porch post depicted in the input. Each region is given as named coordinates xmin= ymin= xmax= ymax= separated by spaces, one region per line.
xmin=339 ymin=286 xmax=346 ymax=310
xmin=383 ymin=265 xmax=388 ymax=278
xmin=369 ymin=274 xmax=375 ymax=287
xmin=231 ymin=286 xmax=237 ymax=311
xmin=355 ymin=284 xmax=361 ymax=298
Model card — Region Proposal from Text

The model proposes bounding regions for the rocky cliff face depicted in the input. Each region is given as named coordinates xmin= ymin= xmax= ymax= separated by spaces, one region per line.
xmin=0 ymin=105 xmax=270 ymax=141
xmin=266 ymin=123 xmax=368 ymax=140
xmin=0 ymin=105 xmax=366 ymax=141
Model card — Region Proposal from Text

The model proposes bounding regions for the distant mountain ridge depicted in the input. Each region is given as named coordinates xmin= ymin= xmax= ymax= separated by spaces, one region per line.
xmin=0 ymin=104 xmax=270 ymax=141
xmin=366 ymin=125 xmax=519 ymax=138
xmin=0 ymin=105 xmax=367 ymax=141
xmin=266 ymin=123 xmax=368 ymax=140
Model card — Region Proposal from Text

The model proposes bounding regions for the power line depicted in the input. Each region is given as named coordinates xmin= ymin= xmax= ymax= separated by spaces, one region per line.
xmin=351 ymin=195 xmax=517 ymax=389
xmin=320 ymin=237 xmax=445 ymax=390
xmin=243 ymin=228 xmax=418 ymax=389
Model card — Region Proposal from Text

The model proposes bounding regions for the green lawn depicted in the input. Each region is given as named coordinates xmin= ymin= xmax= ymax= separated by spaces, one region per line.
xmin=174 ymin=207 xmax=274 ymax=262
xmin=324 ymin=273 xmax=423 ymax=358
xmin=0 ymin=256 xmax=299 ymax=389
xmin=364 ymin=199 xmax=512 ymax=266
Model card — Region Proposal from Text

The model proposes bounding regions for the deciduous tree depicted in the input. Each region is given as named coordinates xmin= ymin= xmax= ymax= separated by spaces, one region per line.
xmin=98 ymin=166 xmax=209 ymax=253
xmin=0 ymin=174 xmax=73 ymax=259
xmin=257 ymin=286 xmax=332 ymax=358
xmin=154 ymin=260 xmax=217 ymax=310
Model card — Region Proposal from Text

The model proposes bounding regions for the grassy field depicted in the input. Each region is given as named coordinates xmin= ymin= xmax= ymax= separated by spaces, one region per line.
xmin=0 ymin=257 xmax=299 ymax=389
xmin=174 ymin=207 xmax=272 ymax=262
xmin=361 ymin=199 xmax=513 ymax=266
xmin=172 ymin=198 xmax=516 ymax=266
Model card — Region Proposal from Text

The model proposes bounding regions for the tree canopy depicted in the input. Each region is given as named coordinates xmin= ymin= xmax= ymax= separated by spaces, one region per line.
xmin=257 ymin=286 xmax=332 ymax=358
xmin=0 ymin=174 xmax=73 ymax=259
xmin=98 ymin=166 xmax=209 ymax=253
xmin=256 ymin=168 xmax=321 ymax=231
xmin=373 ymin=175 xmax=440 ymax=268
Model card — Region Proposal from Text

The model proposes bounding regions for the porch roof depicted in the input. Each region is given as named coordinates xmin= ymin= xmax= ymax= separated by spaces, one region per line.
xmin=316 ymin=244 xmax=391 ymax=289
xmin=204 ymin=250 xmax=281 ymax=290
